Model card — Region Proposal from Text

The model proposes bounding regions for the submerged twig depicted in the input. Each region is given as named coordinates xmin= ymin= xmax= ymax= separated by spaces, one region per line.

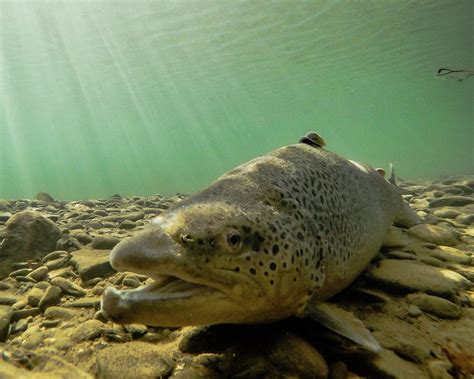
xmin=436 ymin=68 xmax=474 ymax=82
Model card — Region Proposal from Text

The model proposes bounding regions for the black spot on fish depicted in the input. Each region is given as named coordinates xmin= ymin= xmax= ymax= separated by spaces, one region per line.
xmin=272 ymin=245 xmax=279 ymax=255
xmin=249 ymin=268 xmax=256 ymax=275
xmin=297 ymin=232 xmax=304 ymax=241
xmin=248 ymin=231 xmax=264 ymax=252
xmin=269 ymin=262 xmax=277 ymax=271
xmin=268 ymin=223 xmax=277 ymax=233
xmin=234 ymin=267 xmax=240 ymax=272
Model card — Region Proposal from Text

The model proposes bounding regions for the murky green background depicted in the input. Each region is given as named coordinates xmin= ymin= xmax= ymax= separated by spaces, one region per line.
xmin=1 ymin=1 xmax=472 ymax=200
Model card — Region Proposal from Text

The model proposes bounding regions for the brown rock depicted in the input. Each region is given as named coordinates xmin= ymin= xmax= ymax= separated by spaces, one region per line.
xmin=368 ymin=259 xmax=470 ymax=299
xmin=95 ymin=341 xmax=174 ymax=379
xmin=0 ymin=211 xmax=61 ymax=278
xmin=70 ymin=249 xmax=115 ymax=281
xmin=407 ymin=224 xmax=459 ymax=246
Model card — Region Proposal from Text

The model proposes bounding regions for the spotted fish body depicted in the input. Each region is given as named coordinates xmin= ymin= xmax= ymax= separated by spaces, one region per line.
xmin=101 ymin=142 xmax=420 ymax=333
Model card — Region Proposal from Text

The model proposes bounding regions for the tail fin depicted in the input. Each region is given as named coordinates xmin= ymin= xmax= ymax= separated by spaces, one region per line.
xmin=388 ymin=163 xmax=396 ymax=186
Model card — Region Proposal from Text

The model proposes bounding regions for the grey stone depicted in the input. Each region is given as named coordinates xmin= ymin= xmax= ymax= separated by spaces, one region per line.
xmin=72 ymin=319 xmax=104 ymax=342
xmin=368 ymin=259 xmax=470 ymax=299
xmin=70 ymin=249 xmax=115 ymax=281
xmin=406 ymin=293 xmax=461 ymax=319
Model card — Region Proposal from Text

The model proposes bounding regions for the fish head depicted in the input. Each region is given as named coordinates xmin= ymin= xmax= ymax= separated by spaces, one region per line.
xmin=101 ymin=201 xmax=306 ymax=326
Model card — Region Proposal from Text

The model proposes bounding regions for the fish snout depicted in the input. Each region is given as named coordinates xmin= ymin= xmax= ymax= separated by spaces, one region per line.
xmin=109 ymin=226 xmax=185 ymax=275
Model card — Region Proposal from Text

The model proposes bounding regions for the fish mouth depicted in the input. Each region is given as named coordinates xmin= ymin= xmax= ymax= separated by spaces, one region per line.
xmin=101 ymin=273 xmax=224 ymax=324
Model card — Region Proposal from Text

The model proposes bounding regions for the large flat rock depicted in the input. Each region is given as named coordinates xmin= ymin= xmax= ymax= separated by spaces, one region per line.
xmin=368 ymin=259 xmax=470 ymax=299
xmin=70 ymin=249 xmax=115 ymax=281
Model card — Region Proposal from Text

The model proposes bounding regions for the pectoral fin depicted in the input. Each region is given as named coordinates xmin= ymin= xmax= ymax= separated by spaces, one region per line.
xmin=302 ymin=300 xmax=382 ymax=353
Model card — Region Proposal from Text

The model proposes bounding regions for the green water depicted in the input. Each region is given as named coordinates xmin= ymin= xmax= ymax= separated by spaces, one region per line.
xmin=1 ymin=1 xmax=472 ymax=200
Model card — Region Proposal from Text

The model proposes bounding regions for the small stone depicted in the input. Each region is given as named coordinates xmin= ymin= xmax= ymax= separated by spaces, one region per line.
xmin=368 ymin=259 xmax=470 ymax=300
xmin=407 ymin=304 xmax=423 ymax=317
xmin=328 ymin=361 xmax=348 ymax=379
xmin=15 ymin=276 xmax=36 ymax=283
xmin=50 ymin=277 xmax=86 ymax=297
xmin=72 ymin=232 xmax=93 ymax=244
xmin=407 ymin=224 xmax=459 ymax=246
xmin=34 ymin=192 xmax=55 ymax=203
xmin=45 ymin=257 xmax=69 ymax=270
xmin=21 ymin=324 xmax=43 ymax=349
xmin=44 ymin=306 xmax=78 ymax=320
xmin=124 ymin=323 xmax=148 ymax=337
xmin=456 ymin=213 xmax=474 ymax=225
xmin=95 ymin=342 xmax=174 ymax=378
xmin=427 ymin=360 xmax=454 ymax=379
xmin=0 ymin=296 xmax=18 ymax=306
xmin=392 ymin=342 xmax=429 ymax=363
xmin=433 ymin=209 xmax=461 ymax=219
xmin=9 ymin=268 xmax=32 ymax=277
xmin=27 ymin=287 xmax=45 ymax=307
xmin=430 ymin=246 xmax=471 ymax=264
xmin=387 ymin=251 xmax=417 ymax=260
xmin=368 ymin=349 xmax=426 ymax=378
xmin=119 ymin=220 xmax=136 ymax=230
xmin=42 ymin=319 xmax=61 ymax=328
xmin=72 ymin=319 xmax=105 ymax=342
xmin=12 ymin=308 xmax=41 ymax=321
xmin=63 ymin=297 xmax=101 ymax=309
xmin=0 ymin=305 xmax=13 ymax=341
xmin=267 ymin=331 xmax=328 ymax=379
xmin=383 ymin=226 xmax=419 ymax=247
xmin=41 ymin=250 xmax=69 ymax=263
xmin=406 ymin=293 xmax=461 ymax=319
xmin=26 ymin=266 xmax=49 ymax=281
xmin=429 ymin=196 xmax=474 ymax=207
xmin=122 ymin=274 xmax=141 ymax=288
xmin=91 ymin=236 xmax=120 ymax=250
xmin=38 ymin=285 xmax=62 ymax=311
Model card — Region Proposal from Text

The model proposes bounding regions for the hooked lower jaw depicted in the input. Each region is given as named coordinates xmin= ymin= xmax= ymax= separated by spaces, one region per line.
xmin=100 ymin=274 xmax=225 ymax=325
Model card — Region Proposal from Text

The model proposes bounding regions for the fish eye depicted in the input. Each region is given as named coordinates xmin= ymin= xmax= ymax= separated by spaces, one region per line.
xmin=226 ymin=230 xmax=242 ymax=251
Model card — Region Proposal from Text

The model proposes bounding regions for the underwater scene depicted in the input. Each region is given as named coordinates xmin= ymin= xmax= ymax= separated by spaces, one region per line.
xmin=0 ymin=1 xmax=473 ymax=378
